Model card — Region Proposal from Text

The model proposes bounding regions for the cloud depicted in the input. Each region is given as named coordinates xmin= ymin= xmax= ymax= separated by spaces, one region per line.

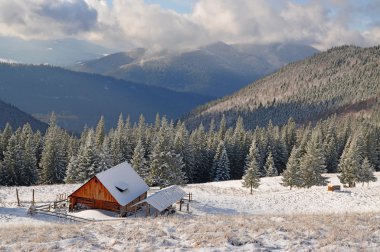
xmin=0 ymin=0 xmax=98 ymax=39
xmin=0 ymin=0 xmax=379 ymax=51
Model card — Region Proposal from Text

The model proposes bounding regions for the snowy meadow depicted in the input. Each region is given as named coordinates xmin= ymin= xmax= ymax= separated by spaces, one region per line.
xmin=2 ymin=173 xmax=380 ymax=251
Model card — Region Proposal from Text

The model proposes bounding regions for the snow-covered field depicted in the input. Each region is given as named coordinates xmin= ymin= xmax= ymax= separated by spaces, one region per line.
xmin=2 ymin=173 xmax=380 ymax=251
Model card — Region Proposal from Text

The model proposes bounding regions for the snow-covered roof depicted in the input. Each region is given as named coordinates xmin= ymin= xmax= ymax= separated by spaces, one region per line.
xmin=96 ymin=162 xmax=149 ymax=206
xmin=136 ymin=185 xmax=186 ymax=212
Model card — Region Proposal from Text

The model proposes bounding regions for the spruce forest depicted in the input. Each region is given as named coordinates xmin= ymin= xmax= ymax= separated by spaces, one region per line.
xmin=1 ymin=109 xmax=379 ymax=189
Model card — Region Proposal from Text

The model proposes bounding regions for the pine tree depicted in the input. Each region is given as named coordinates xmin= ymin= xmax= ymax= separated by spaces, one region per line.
xmin=0 ymin=123 xmax=12 ymax=160
xmin=282 ymin=146 xmax=302 ymax=189
xmin=265 ymin=151 xmax=278 ymax=177
xmin=0 ymin=134 xmax=21 ymax=185
xmin=77 ymin=129 xmax=101 ymax=182
xmin=214 ymin=146 xmax=230 ymax=181
xmin=242 ymin=140 xmax=260 ymax=194
xmin=39 ymin=113 xmax=68 ymax=184
xmin=230 ymin=116 xmax=248 ymax=179
xmin=211 ymin=140 xmax=225 ymax=180
xmin=99 ymin=136 xmax=113 ymax=172
xmin=299 ymin=131 xmax=327 ymax=188
xmin=338 ymin=134 xmax=364 ymax=187
xmin=95 ymin=116 xmax=105 ymax=150
xmin=22 ymin=137 xmax=38 ymax=185
xmin=173 ymin=122 xmax=193 ymax=182
xmin=65 ymin=155 xmax=80 ymax=183
xmin=357 ymin=157 xmax=377 ymax=186
xmin=131 ymin=139 xmax=148 ymax=179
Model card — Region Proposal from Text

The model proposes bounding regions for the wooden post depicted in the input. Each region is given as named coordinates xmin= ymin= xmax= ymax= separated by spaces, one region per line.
xmin=187 ymin=203 xmax=189 ymax=213
xmin=188 ymin=193 xmax=191 ymax=202
xmin=179 ymin=200 xmax=182 ymax=211
xmin=155 ymin=209 xmax=158 ymax=218
xmin=16 ymin=189 xmax=20 ymax=207
xmin=32 ymin=189 xmax=35 ymax=206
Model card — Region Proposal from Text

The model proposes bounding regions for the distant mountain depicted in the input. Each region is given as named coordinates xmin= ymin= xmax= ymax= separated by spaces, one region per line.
xmin=0 ymin=63 xmax=212 ymax=132
xmin=0 ymin=99 xmax=47 ymax=131
xmin=70 ymin=42 xmax=318 ymax=97
xmin=0 ymin=37 xmax=114 ymax=66
xmin=184 ymin=45 xmax=380 ymax=129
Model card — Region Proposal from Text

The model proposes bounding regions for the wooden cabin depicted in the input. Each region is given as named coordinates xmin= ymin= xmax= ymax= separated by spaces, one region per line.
xmin=68 ymin=162 xmax=149 ymax=216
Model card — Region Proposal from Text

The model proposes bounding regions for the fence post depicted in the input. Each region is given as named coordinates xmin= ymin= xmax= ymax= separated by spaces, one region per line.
xmin=32 ymin=189 xmax=35 ymax=206
xmin=16 ymin=189 xmax=20 ymax=207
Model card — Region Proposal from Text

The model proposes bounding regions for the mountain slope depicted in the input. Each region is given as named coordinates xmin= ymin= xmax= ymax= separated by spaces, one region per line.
xmin=0 ymin=99 xmax=47 ymax=131
xmin=71 ymin=42 xmax=318 ymax=96
xmin=184 ymin=45 xmax=380 ymax=129
xmin=0 ymin=63 xmax=211 ymax=132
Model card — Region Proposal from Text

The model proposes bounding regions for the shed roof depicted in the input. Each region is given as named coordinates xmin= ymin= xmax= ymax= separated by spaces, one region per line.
xmin=136 ymin=185 xmax=186 ymax=212
xmin=95 ymin=162 xmax=149 ymax=206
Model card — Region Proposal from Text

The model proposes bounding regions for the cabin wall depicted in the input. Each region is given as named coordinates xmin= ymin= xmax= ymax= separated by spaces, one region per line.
xmin=69 ymin=178 xmax=148 ymax=213
xmin=70 ymin=177 xmax=117 ymax=202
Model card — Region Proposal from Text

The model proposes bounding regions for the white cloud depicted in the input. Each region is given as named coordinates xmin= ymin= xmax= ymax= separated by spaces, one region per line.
xmin=0 ymin=0 xmax=379 ymax=51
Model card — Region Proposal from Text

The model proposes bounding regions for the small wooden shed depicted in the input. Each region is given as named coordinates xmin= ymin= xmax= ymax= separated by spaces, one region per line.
xmin=69 ymin=162 xmax=149 ymax=215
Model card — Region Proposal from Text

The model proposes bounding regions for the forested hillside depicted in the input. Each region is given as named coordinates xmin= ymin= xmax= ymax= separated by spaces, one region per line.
xmin=71 ymin=42 xmax=318 ymax=96
xmin=0 ymin=99 xmax=47 ymax=131
xmin=1 ymin=111 xmax=379 ymax=190
xmin=0 ymin=63 xmax=211 ymax=132
xmin=185 ymin=46 xmax=380 ymax=129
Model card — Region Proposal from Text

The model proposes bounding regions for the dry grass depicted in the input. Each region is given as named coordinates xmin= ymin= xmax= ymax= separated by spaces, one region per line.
xmin=2 ymin=213 xmax=380 ymax=251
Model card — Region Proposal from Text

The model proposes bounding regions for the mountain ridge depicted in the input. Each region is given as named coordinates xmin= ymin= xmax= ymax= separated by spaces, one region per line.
xmin=0 ymin=99 xmax=47 ymax=131
xmin=0 ymin=62 xmax=212 ymax=132
xmin=70 ymin=42 xmax=319 ymax=96
xmin=183 ymin=45 xmax=380 ymax=129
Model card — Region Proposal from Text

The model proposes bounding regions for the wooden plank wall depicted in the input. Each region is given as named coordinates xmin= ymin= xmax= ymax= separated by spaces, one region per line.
xmin=70 ymin=177 xmax=117 ymax=203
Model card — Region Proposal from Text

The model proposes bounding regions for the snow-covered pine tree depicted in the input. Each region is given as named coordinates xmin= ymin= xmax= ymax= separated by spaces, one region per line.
xmin=265 ymin=151 xmax=278 ymax=177
xmin=77 ymin=129 xmax=101 ymax=182
xmin=323 ymin=129 xmax=339 ymax=173
xmin=0 ymin=134 xmax=21 ymax=185
xmin=147 ymin=117 xmax=183 ymax=187
xmin=95 ymin=115 xmax=105 ymax=150
xmin=357 ymin=157 xmax=377 ymax=186
xmin=0 ymin=123 xmax=12 ymax=160
xmin=299 ymin=131 xmax=327 ymax=188
xmin=217 ymin=115 xmax=227 ymax=141
xmin=338 ymin=133 xmax=364 ymax=187
xmin=242 ymin=140 xmax=261 ymax=194
xmin=99 ymin=136 xmax=113 ymax=172
xmin=65 ymin=155 xmax=80 ymax=183
xmin=189 ymin=123 xmax=209 ymax=183
xmin=211 ymin=140 xmax=225 ymax=180
xmin=230 ymin=116 xmax=248 ymax=179
xmin=214 ymin=146 xmax=230 ymax=181
xmin=110 ymin=114 xmax=126 ymax=165
xmin=173 ymin=121 xmax=194 ymax=182
xmin=131 ymin=139 xmax=148 ymax=179
xmin=39 ymin=114 xmax=68 ymax=184
xmin=165 ymin=152 xmax=187 ymax=186
xmin=282 ymin=146 xmax=302 ymax=189
xmin=22 ymin=136 xmax=38 ymax=186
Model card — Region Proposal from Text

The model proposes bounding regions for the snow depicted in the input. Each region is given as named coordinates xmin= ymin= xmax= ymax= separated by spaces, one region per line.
xmin=94 ymin=161 xmax=149 ymax=206
xmin=2 ymin=173 xmax=380 ymax=250
xmin=138 ymin=185 xmax=187 ymax=212
xmin=187 ymin=173 xmax=380 ymax=215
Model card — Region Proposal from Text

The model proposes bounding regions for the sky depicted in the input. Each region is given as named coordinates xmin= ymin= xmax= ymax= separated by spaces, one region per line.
xmin=0 ymin=0 xmax=379 ymax=52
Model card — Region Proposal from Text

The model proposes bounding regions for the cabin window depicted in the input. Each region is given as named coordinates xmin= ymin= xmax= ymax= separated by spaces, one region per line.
xmin=95 ymin=179 xmax=98 ymax=183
